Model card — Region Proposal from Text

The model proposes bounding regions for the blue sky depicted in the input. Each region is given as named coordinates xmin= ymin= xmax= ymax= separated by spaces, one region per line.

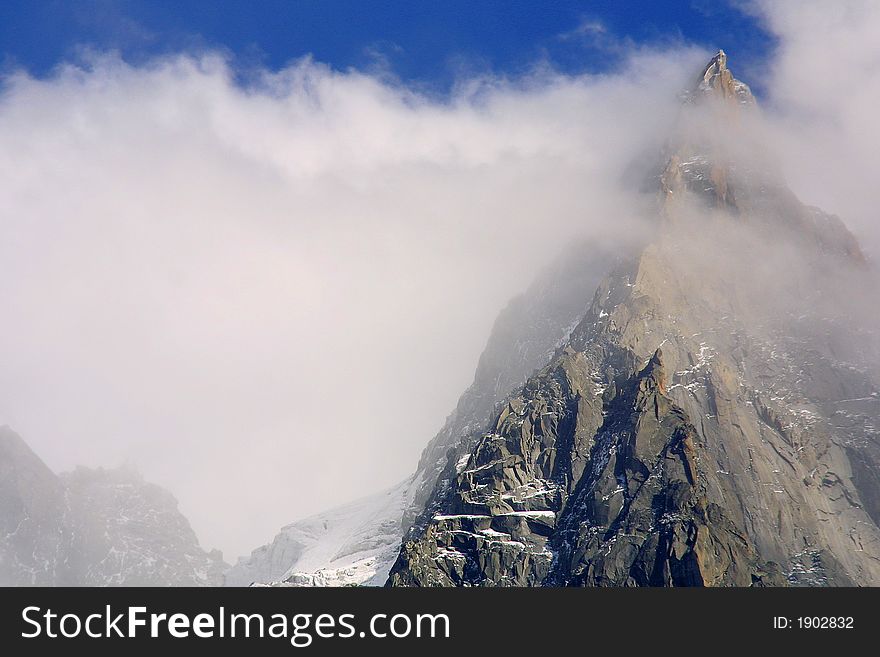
xmin=1 ymin=1 xmax=775 ymax=91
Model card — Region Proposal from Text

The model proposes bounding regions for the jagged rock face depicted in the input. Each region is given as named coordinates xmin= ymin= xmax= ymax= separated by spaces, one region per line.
xmin=550 ymin=348 xmax=785 ymax=587
xmin=563 ymin=352 xmax=718 ymax=584
xmin=403 ymin=241 xmax=623 ymax=533
xmin=388 ymin=53 xmax=880 ymax=587
xmin=0 ymin=427 xmax=226 ymax=586
xmin=389 ymin=348 xmax=601 ymax=586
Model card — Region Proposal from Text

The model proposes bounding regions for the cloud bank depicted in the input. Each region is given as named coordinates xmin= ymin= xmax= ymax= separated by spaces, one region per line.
xmin=0 ymin=47 xmax=703 ymax=557
xmin=755 ymin=0 xmax=880 ymax=257
xmin=1 ymin=2 xmax=877 ymax=558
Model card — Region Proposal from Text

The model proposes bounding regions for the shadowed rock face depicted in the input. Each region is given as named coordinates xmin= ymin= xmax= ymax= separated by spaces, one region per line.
xmin=0 ymin=426 xmax=226 ymax=586
xmin=388 ymin=52 xmax=880 ymax=587
xmin=548 ymin=349 xmax=783 ymax=587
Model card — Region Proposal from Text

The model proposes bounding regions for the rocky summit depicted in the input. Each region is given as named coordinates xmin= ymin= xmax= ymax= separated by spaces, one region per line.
xmin=386 ymin=52 xmax=880 ymax=587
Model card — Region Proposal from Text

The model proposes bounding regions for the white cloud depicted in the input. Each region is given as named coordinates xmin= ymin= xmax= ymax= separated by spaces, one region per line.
xmin=3 ymin=2 xmax=877 ymax=561
xmin=754 ymin=0 xmax=880 ymax=256
xmin=0 ymin=48 xmax=702 ymax=558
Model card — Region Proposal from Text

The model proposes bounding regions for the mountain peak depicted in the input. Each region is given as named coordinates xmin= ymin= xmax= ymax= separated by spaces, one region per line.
xmin=706 ymin=49 xmax=727 ymax=72
xmin=687 ymin=49 xmax=754 ymax=106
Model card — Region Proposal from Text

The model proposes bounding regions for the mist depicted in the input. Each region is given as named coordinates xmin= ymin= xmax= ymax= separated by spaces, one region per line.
xmin=1 ymin=2 xmax=878 ymax=561
xmin=754 ymin=0 xmax=880 ymax=259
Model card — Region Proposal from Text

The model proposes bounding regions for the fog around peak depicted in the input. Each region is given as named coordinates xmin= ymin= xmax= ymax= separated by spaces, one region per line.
xmin=1 ymin=2 xmax=878 ymax=559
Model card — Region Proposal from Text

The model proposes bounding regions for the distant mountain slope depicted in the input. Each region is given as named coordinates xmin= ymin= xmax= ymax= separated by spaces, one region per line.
xmin=0 ymin=427 xmax=72 ymax=585
xmin=0 ymin=426 xmax=225 ymax=586
xmin=227 ymin=478 xmax=414 ymax=587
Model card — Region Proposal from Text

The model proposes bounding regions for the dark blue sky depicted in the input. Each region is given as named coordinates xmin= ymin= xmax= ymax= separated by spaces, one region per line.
xmin=0 ymin=1 xmax=775 ymax=92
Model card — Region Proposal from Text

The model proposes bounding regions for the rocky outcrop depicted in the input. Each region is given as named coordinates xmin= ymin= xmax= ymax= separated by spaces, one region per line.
xmin=0 ymin=426 xmax=226 ymax=586
xmin=387 ymin=52 xmax=880 ymax=587
xmin=686 ymin=49 xmax=755 ymax=106
xmin=402 ymin=241 xmax=624 ymax=535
